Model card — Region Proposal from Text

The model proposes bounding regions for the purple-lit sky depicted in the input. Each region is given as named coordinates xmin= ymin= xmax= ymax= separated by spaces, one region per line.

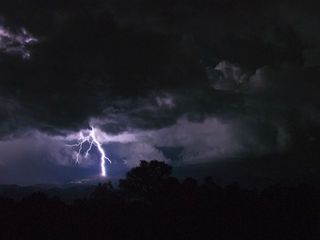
xmin=0 ymin=0 xmax=320 ymax=185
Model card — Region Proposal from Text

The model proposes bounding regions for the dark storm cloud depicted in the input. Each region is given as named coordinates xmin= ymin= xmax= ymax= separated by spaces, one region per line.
xmin=107 ymin=0 xmax=308 ymax=66
xmin=0 ymin=0 xmax=318 ymax=131
xmin=0 ymin=0 xmax=320 ymax=184
xmin=0 ymin=0 xmax=209 ymax=135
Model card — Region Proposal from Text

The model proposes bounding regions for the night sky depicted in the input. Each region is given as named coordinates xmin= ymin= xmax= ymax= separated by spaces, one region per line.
xmin=0 ymin=0 xmax=320 ymax=185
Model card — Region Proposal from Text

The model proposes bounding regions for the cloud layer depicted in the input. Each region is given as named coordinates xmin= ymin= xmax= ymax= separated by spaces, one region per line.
xmin=0 ymin=0 xmax=319 ymax=184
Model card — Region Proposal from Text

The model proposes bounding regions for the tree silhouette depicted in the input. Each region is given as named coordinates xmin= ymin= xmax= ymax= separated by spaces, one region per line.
xmin=1 ymin=161 xmax=320 ymax=240
xmin=119 ymin=160 xmax=172 ymax=198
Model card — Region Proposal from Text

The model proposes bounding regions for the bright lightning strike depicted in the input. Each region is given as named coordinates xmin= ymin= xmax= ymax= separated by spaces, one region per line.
xmin=66 ymin=127 xmax=111 ymax=177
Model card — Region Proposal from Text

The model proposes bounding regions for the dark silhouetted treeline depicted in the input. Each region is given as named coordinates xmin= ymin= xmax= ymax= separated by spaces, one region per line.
xmin=0 ymin=160 xmax=319 ymax=240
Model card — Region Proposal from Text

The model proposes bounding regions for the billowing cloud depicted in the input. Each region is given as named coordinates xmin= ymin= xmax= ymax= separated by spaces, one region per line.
xmin=0 ymin=23 xmax=37 ymax=59
xmin=0 ymin=0 xmax=319 ymax=184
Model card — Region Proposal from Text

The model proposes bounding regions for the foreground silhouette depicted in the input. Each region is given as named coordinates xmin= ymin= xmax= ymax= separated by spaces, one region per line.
xmin=0 ymin=160 xmax=319 ymax=239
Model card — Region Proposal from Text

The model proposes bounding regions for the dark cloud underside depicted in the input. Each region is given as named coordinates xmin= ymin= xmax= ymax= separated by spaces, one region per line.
xmin=0 ymin=0 xmax=320 ymax=184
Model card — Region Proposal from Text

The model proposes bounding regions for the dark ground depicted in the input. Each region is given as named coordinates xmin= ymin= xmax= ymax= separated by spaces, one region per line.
xmin=0 ymin=161 xmax=319 ymax=240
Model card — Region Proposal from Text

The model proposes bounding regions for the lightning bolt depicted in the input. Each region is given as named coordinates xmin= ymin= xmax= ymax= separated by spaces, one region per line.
xmin=66 ymin=127 xmax=111 ymax=177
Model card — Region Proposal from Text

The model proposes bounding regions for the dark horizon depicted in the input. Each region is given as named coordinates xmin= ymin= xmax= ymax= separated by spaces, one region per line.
xmin=1 ymin=160 xmax=319 ymax=239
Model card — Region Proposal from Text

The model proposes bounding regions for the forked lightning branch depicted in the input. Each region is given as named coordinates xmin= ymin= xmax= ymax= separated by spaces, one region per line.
xmin=66 ymin=127 xmax=111 ymax=177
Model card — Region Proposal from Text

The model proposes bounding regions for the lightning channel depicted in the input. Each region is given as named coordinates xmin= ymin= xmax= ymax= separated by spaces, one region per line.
xmin=66 ymin=127 xmax=111 ymax=177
